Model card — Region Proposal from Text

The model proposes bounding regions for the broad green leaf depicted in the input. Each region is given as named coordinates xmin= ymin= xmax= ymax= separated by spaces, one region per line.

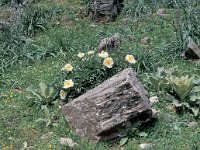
xmin=42 ymin=105 xmax=50 ymax=120
xmin=39 ymin=82 xmax=48 ymax=98
xmin=182 ymin=102 xmax=190 ymax=108
xmin=119 ymin=137 xmax=128 ymax=146
xmin=26 ymin=87 xmax=43 ymax=101
xmin=149 ymin=76 xmax=160 ymax=91
xmin=138 ymin=132 xmax=148 ymax=137
xmin=191 ymin=108 xmax=199 ymax=117
xmin=193 ymin=79 xmax=200 ymax=85
xmin=173 ymin=100 xmax=182 ymax=107
xmin=35 ymin=118 xmax=46 ymax=123
xmin=190 ymin=86 xmax=200 ymax=93
xmin=48 ymin=87 xmax=54 ymax=98
xmin=156 ymin=67 xmax=165 ymax=77
xmin=167 ymin=75 xmax=194 ymax=101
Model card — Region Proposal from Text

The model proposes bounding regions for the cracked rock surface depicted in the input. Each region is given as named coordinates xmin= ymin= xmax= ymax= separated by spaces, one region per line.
xmin=62 ymin=68 xmax=152 ymax=142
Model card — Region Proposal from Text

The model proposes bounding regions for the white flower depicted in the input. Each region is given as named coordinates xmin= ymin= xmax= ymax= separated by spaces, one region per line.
xmin=98 ymin=51 xmax=109 ymax=58
xmin=62 ymin=64 xmax=73 ymax=72
xmin=60 ymin=90 xmax=67 ymax=100
xmin=87 ymin=50 xmax=95 ymax=55
xmin=103 ymin=57 xmax=114 ymax=68
xmin=63 ymin=79 xmax=74 ymax=89
xmin=125 ymin=54 xmax=137 ymax=64
xmin=77 ymin=52 xmax=85 ymax=58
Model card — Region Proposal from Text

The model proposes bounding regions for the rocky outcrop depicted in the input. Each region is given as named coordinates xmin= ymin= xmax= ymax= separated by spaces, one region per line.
xmin=62 ymin=68 xmax=152 ymax=142
xmin=90 ymin=0 xmax=124 ymax=20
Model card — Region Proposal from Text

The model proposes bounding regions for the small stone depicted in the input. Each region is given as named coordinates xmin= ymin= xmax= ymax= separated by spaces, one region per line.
xmin=188 ymin=121 xmax=198 ymax=128
xmin=90 ymin=24 xmax=98 ymax=27
xmin=41 ymin=132 xmax=53 ymax=139
xmin=127 ymin=35 xmax=136 ymax=42
xmin=166 ymin=105 xmax=176 ymax=111
xmin=151 ymin=109 xmax=160 ymax=115
xmin=157 ymin=8 xmax=169 ymax=17
xmin=12 ymin=88 xmax=25 ymax=94
xmin=149 ymin=96 xmax=159 ymax=105
xmin=141 ymin=36 xmax=151 ymax=45
xmin=60 ymin=137 xmax=78 ymax=147
xmin=97 ymin=33 xmax=120 ymax=52
xmin=122 ymin=18 xmax=131 ymax=25
xmin=139 ymin=143 xmax=155 ymax=149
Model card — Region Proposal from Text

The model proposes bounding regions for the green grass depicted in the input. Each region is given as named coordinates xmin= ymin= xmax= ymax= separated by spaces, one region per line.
xmin=0 ymin=0 xmax=200 ymax=149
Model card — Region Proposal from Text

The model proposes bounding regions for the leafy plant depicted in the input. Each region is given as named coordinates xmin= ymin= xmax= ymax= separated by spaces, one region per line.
xmin=189 ymin=86 xmax=200 ymax=116
xmin=167 ymin=75 xmax=194 ymax=101
xmin=119 ymin=137 xmax=129 ymax=146
xmin=148 ymin=67 xmax=173 ymax=92
xmin=35 ymin=105 xmax=54 ymax=127
xmin=166 ymin=75 xmax=200 ymax=117
xmin=148 ymin=67 xmax=199 ymax=117
xmin=26 ymin=82 xmax=55 ymax=106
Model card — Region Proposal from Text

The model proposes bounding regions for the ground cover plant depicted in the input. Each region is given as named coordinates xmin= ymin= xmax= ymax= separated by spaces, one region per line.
xmin=0 ymin=0 xmax=200 ymax=149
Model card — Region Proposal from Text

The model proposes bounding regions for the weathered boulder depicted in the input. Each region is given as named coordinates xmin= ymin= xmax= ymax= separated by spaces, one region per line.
xmin=62 ymin=68 xmax=152 ymax=142
xmin=90 ymin=0 xmax=124 ymax=20
xmin=97 ymin=33 xmax=120 ymax=52
xmin=181 ymin=42 xmax=200 ymax=59
xmin=141 ymin=36 xmax=151 ymax=45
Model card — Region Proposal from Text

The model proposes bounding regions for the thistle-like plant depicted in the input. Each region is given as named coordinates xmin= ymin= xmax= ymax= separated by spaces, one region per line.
xmin=189 ymin=86 xmax=200 ymax=116
xmin=26 ymin=82 xmax=55 ymax=106
xmin=167 ymin=75 xmax=194 ymax=101
xmin=35 ymin=105 xmax=53 ymax=127
xmin=148 ymin=67 xmax=171 ymax=92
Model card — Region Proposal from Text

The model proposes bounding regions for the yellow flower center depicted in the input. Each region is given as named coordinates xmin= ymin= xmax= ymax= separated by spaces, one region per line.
xmin=65 ymin=82 xmax=71 ymax=87
xmin=128 ymin=56 xmax=134 ymax=61
xmin=105 ymin=59 xmax=111 ymax=65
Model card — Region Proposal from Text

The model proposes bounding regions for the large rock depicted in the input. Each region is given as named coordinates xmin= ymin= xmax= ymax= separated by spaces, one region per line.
xmin=62 ymin=68 xmax=152 ymax=142
xmin=90 ymin=0 xmax=124 ymax=20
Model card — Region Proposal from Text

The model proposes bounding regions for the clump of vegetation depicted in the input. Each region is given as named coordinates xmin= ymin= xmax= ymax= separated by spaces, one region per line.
xmin=122 ymin=0 xmax=154 ymax=18
xmin=173 ymin=0 xmax=200 ymax=51
xmin=59 ymin=51 xmax=138 ymax=102
xmin=148 ymin=67 xmax=199 ymax=117
xmin=26 ymin=82 xmax=55 ymax=106
xmin=20 ymin=6 xmax=48 ymax=37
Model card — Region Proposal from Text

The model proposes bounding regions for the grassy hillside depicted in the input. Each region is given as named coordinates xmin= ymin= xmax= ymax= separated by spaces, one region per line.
xmin=0 ymin=0 xmax=199 ymax=149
